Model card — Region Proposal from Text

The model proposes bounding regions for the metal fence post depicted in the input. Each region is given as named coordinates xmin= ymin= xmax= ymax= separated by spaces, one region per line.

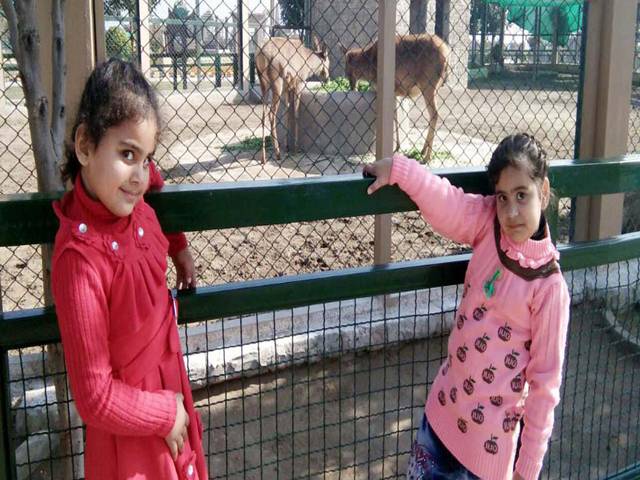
xmin=574 ymin=0 xmax=637 ymax=241
xmin=374 ymin=0 xmax=396 ymax=265
xmin=480 ymin=1 xmax=487 ymax=66
xmin=0 ymin=279 xmax=14 ymax=480
xmin=215 ymin=53 xmax=222 ymax=87
xmin=137 ymin=0 xmax=151 ymax=74
xmin=0 ymin=348 xmax=14 ymax=480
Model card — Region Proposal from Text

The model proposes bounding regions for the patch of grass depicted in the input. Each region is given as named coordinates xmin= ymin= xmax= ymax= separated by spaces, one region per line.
xmin=402 ymin=147 xmax=453 ymax=163
xmin=315 ymin=76 xmax=371 ymax=93
xmin=224 ymin=136 xmax=272 ymax=152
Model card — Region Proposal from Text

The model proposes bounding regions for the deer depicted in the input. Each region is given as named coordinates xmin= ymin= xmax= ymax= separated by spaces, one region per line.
xmin=344 ymin=33 xmax=450 ymax=163
xmin=255 ymin=36 xmax=330 ymax=163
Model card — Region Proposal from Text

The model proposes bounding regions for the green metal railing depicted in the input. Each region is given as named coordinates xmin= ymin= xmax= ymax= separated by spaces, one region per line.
xmin=1 ymin=155 xmax=640 ymax=478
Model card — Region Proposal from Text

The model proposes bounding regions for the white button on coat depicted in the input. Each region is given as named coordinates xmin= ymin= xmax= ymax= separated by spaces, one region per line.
xmin=137 ymin=227 xmax=144 ymax=237
xmin=187 ymin=464 xmax=194 ymax=477
xmin=78 ymin=223 xmax=87 ymax=233
xmin=111 ymin=241 xmax=119 ymax=251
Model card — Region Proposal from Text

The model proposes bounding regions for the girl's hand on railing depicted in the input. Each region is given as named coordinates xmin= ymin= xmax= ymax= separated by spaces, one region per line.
xmin=363 ymin=157 xmax=393 ymax=195
xmin=172 ymin=247 xmax=197 ymax=291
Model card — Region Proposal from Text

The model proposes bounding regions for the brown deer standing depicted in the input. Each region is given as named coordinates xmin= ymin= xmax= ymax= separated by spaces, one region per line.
xmin=344 ymin=33 xmax=450 ymax=162
xmin=255 ymin=36 xmax=329 ymax=163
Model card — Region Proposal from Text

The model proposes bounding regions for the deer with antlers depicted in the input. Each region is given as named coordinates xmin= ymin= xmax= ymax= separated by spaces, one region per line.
xmin=344 ymin=33 xmax=450 ymax=162
xmin=255 ymin=36 xmax=329 ymax=163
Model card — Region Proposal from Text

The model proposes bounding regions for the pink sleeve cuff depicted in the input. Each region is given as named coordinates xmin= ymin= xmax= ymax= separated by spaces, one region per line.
xmin=389 ymin=153 xmax=412 ymax=186
xmin=515 ymin=453 xmax=543 ymax=480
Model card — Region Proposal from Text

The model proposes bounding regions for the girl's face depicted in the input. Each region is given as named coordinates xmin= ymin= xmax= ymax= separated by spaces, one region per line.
xmin=76 ymin=116 xmax=157 ymax=217
xmin=495 ymin=165 xmax=549 ymax=243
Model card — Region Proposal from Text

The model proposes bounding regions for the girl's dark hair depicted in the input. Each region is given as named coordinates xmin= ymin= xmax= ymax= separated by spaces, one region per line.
xmin=487 ymin=133 xmax=548 ymax=190
xmin=61 ymin=58 xmax=162 ymax=183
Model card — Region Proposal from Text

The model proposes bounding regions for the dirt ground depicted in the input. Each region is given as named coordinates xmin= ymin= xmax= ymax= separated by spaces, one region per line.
xmin=194 ymin=300 xmax=640 ymax=480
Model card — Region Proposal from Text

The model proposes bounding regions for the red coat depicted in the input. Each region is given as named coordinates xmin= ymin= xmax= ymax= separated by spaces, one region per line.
xmin=51 ymin=176 xmax=207 ymax=479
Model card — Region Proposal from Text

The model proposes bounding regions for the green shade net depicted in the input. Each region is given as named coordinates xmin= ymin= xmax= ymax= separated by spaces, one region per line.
xmin=488 ymin=1 xmax=583 ymax=46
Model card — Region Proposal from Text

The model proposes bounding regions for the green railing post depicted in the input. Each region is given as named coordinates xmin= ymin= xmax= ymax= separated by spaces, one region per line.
xmin=172 ymin=54 xmax=179 ymax=91
xmin=215 ymin=53 xmax=222 ymax=88
xmin=249 ymin=53 xmax=255 ymax=87
xmin=547 ymin=197 xmax=560 ymax=244
xmin=232 ymin=53 xmax=239 ymax=87
xmin=0 ymin=349 xmax=14 ymax=480
xmin=182 ymin=52 xmax=188 ymax=90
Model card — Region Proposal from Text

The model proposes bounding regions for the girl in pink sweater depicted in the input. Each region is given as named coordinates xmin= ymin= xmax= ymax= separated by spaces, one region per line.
xmin=51 ymin=59 xmax=206 ymax=479
xmin=364 ymin=134 xmax=570 ymax=480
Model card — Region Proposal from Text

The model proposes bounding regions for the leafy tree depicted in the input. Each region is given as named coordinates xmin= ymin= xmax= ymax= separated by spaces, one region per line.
xmin=279 ymin=0 xmax=304 ymax=27
xmin=106 ymin=26 xmax=133 ymax=60
xmin=104 ymin=0 xmax=161 ymax=16
xmin=470 ymin=0 xmax=503 ymax=35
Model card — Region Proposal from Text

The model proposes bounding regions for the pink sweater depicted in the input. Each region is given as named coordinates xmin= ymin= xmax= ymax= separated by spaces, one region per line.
xmin=389 ymin=155 xmax=570 ymax=480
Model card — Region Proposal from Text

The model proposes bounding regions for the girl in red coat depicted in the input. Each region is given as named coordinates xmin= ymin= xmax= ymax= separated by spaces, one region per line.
xmin=51 ymin=59 xmax=207 ymax=479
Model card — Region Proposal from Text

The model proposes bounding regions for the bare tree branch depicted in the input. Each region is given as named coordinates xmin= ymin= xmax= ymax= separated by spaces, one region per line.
xmin=2 ymin=3 xmax=72 ymax=477
xmin=10 ymin=0 xmax=62 ymax=192
xmin=51 ymin=0 xmax=66 ymax=163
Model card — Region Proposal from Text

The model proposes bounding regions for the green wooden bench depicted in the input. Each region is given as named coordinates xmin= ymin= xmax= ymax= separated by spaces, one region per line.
xmin=1 ymin=156 xmax=639 ymax=479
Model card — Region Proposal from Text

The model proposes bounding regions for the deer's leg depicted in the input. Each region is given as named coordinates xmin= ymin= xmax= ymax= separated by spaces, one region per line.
xmin=260 ymin=99 xmax=266 ymax=164
xmin=283 ymin=81 xmax=294 ymax=153
xmin=291 ymin=85 xmax=302 ymax=154
xmin=422 ymin=88 xmax=439 ymax=164
xmin=258 ymin=72 xmax=269 ymax=164
xmin=270 ymin=77 xmax=284 ymax=162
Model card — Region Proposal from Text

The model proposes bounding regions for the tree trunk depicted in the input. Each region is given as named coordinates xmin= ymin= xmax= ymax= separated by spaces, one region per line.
xmin=0 ymin=0 xmax=70 ymax=477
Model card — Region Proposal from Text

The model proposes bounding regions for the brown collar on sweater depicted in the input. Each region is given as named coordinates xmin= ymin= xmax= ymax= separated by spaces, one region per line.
xmin=493 ymin=217 xmax=560 ymax=281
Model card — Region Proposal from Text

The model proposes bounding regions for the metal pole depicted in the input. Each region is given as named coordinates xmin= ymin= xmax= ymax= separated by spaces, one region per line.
xmin=480 ymin=1 xmax=487 ymax=66
xmin=0 ymin=283 xmax=14 ymax=479
xmin=374 ymin=0 xmax=396 ymax=265
xmin=0 ymin=347 xmax=14 ymax=480
xmin=499 ymin=7 xmax=506 ymax=69
xmin=574 ymin=0 xmax=637 ymax=241
xmin=135 ymin=0 xmax=142 ymax=66
xmin=237 ymin=0 xmax=243 ymax=89
xmin=532 ymin=7 xmax=541 ymax=79
xmin=551 ymin=7 xmax=560 ymax=66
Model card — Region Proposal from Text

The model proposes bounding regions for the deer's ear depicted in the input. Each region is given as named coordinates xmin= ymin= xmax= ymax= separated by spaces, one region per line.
xmin=312 ymin=34 xmax=321 ymax=52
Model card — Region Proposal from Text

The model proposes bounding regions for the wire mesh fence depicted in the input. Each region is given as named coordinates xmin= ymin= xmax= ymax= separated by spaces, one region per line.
xmin=625 ymin=1 xmax=640 ymax=234
xmin=4 ymin=257 xmax=640 ymax=478
xmin=101 ymin=0 xmax=586 ymax=280
xmin=1 ymin=2 xmax=640 ymax=477
xmin=0 ymin=0 xmax=605 ymax=314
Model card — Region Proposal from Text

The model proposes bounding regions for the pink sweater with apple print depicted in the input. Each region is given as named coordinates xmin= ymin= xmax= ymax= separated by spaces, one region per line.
xmin=389 ymin=154 xmax=570 ymax=480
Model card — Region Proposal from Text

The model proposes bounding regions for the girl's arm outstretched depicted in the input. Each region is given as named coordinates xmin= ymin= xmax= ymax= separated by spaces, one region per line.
xmin=365 ymin=154 xmax=495 ymax=247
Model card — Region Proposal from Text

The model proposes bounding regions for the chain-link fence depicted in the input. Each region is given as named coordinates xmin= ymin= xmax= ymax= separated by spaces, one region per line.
xmin=1 ymin=1 xmax=640 ymax=478
xmin=0 ymin=1 xmax=594 ymax=314
xmin=0 ymin=10 xmax=45 ymax=350
xmin=625 ymin=1 xmax=640 ymax=234
xmin=96 ymin=0 xmax=587 ymax=290
xmin=6 ymin=255 xmax=640 ymax=478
